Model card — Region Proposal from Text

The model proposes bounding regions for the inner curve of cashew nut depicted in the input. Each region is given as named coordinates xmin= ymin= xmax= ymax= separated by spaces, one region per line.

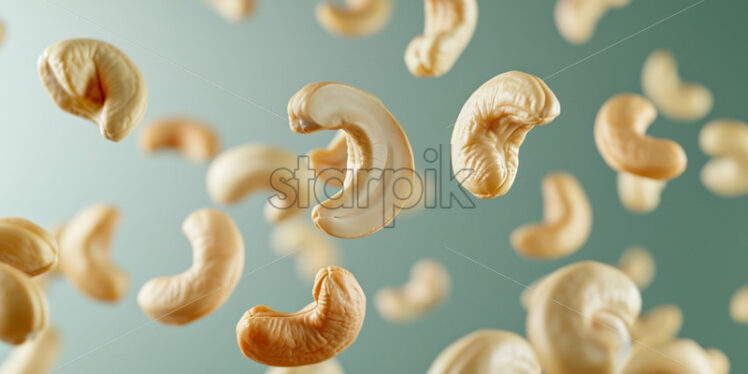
xmin=139 ymin=117 xmax=219 ymax=162
xmin=316 ymin=0 xmax=392 ymax=38
xmin=309 ymin=130 xmax=349 ymax=188
xmin=374 ymin=259 xmax=450 ymax=322
xmin=207 ymin=0 xmax=255 ymax=23
xmin=620 ymin=340 xmax=714 ymax=374
xmin=0 ymin=326 xmax=61 ymax=374
xmin=617 ymin=172 xmax=667 ymax=213
xmin=554 ymin=0 xmax=631 ymax=45
xmin=0 ymin=263 xmax=49 ymax=345
xmin=699 ymin=119 xmax=748 ymax=197
xmin=642 ymin=49 xmax=712 ymax=122
xmin=0 ymin=218 xmax=58 ymax=276
xmin=271 ymin=220 xmax=340 ymax=281
xmin=631 ymin=305 xmax=682 ymax=347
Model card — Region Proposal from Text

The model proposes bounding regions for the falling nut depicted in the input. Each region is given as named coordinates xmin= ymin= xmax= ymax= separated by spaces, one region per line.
xmin=617 ymin=172 xmax=667 ymax=213
xmin=554 ymin=0 xmax=630 ymax=45
xmin=375 ymin=259 xmax=450 ymax=322
xmin=138 ymin=208 xmax=244 ymax=325
xmin=0 ymin=263 xmax=49 ymax=345
xmin=617 ymin=246 xmax=655 ymax=289
xmin=309 ymin=130 xmax=348 ymax=188
xmin=426 ymin=329 xmax=541 ymax=374
xmin=594 ymin=94 xmax=687 ymax=180
xmin=236 ymin=266 xmax=366 ymax=367
xmin=271 ymin=219 xmax=340 ymax=282
xmin=699 ymin=119 xmax=748 ymax=197
xmin=451 ymin=71 xmax=561 ymax=199
xmin=316 ymin=0 xmax=392 ymax=38
xmin=631 ymin=305 xmax=682 ymax=347
xmin=620 ymin=339 xmax=714 ymax=374
xmin=138 ymin=117 xmax=219 ymax=162
xmin=705 ymin=348 xmax=730 ymax=374
xmin=510 ymin=172 xmax=591 ymax=259
xmin=206 ymin=0 xmax=254 ymax=22
xmin=730 ymin=285 xmax=748 ymax=325
xmin=266 ymin=359 xmax=344 ymax=374
xmin=404 ymin=0 xmax=478 ymax=77
xmin=288 ymin=82 xmax=415 ymax=239
xmin=38 ymin=39 xmax=148 ymax=142
xmin=0 ymin=20 xmax=5 ymax=47
xmin=0 ymin=218 xmax=58 ymax=276
xmin=0 ymin=326 xmax=61 ymax=374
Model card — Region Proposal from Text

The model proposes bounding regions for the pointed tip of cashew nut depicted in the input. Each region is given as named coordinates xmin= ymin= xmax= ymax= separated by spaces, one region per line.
xmin=730 ymin=284 xmax=748 ymax=325
xmin=621 ymin=339 xmax=714 ymax=374
xmin=207 ymin=0 xmax=255 ymax=23
xmin=266 ymin=359 xmax=345 ymax=374
xmin=617 ymin=172 xmax=667 ymax=213
xmin=0 ymin=218 xmax=58 ymax=277
xmin=631 ymin=304 xmax=682 ymax=347
xmin=316 ymin=0 xmax=392 ymax=38
xmin=271 ymin=220 xmax=341 ymax=281
xmin=617 ymin=246 xmax=655 ymax=289
xmin=642 ymin=49 xmax=712 ymax=122
xmin=705 ymin=348 xmax=730 ymax=374
xmin=554 ymin=0 xmax=631 ymax=45
xmin=236 ymin=266 xmax=366 ymax=367
xmin=0 ymin=326 xmax=61 ymax=373
xmin=451 ymin=71 xmax=560 ymax=199
xmin=38 ymin=38 xmax=148 ymax=143
xmin=375 ymin=259 xmax=450 ymax=322
xmin=699 ymin=119 xmax=748 ymax=197
xmin=0 ymin=263 xmax=49 ymax=345
xmin=138 ymin=117 xmax=219 ymax=162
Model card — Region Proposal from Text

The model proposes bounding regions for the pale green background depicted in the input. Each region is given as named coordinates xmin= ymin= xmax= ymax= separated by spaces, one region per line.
xmin=1 ymin=0 xmax=747 ymax=372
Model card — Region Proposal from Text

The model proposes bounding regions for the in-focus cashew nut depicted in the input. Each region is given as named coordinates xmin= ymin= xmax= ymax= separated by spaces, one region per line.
xmin=620 ymin=339 xmax=714 ymax=374
xmin=266 ymin=359 xmax=344 ymax=374
xmin=427 ymin=329 xmax=541 ymax=374
xmin=642 ymin=50 xmax=713 ymax=122
xmin=554 ymin=0 xmax=630 ymax=45
xmin=699 ymin=119 xmax=748 ymax=197
xmin=0 ymin=326 xmax=61 ymax=374
xmin=271 ymin=219 xmax=340 ymax=282
xmin=139 ymin=117 xmax=219 ymax=162
xmin=0 ymin=263 xmax=48 ymax=345
xmin=309 ymin=130 xmax=348 ymax=188
xmin=375 ymin=259 xmax=450 ymax=322
xmin=617 ymin=246 xmax=655 ymax=289
xmin=316 ymin=0 xmax=392 ymax=38
xmin=0 ymin=218 xmax=58 ymax=276
xmin=631 ymin=305 xmax=682 ymax=347
xmin=207 ymin=0 xmax=254 ymax=23
xmin=730 ymin=284 xmax=748 ymax=325
xmin=705 ymin=348 xmax=730 ymax=374
xmin=617 ymin=172 xmax=667 ymax=213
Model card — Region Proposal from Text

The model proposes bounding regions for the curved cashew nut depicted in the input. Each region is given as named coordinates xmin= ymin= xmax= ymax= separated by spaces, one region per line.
xmin=451 ymin=71 xmax=561 ymax=199
xmin=59 ymin=204 xmax=128 ymax=302
xmin=271 ymin=220 xmax=340 ymax=281
xmin=730 ymin=284 xmax=748 ymax=325
xmin=631 ymin=305 xmax=682 ymax=347
xmin=0 ymin=263 xmax=48 ymax=345
xmin=138 ymin=208 xmax=244 ymax=325
xmin=288 ymin=82 xmax=414 ymax=239
xmin=705 ymin=348 xmax=730 ymax=374
xmin=38 ymin=39 xmax=148 ymax=142
xmin=236 ymin=266 xmax=366 ymax=366
xmin=617 ymin=246 xmax=655 ymax=289
xmin=309 ymin=130 xmax=348 ymax=188
xmin=527 ymin=261 xmax=641 ymax=374
xmin=620 ymin=340 xmax=714 ymax=374
xmin=316 ymin=0 xmax=392 ymax=38
xmin=266 ymin=359 xmax=344 ymax=374
xmin=0 ymin=326 xmax=61 ymax=374
xmin=404 ymin=0 xmax=478 ymax=77
xmin=510 ymin=172 xmax=591 ymax=258
xmin=617 ymin=172 xmax=667 ymax=213
xmin=427 ymin=329 xmax=541 ymax=374
xmin=0 ymin=218 xmax=57 ymax=276
xmin=138 ymin=117 xmax=219 ymax=162
xmin=642 ymin=50 xmax=712 ymax=122
xmin=554 ymin=0 xmax=630 ymax=45
xmin=207 ymin=0 xmax=254 ymax=23
xmin=594 ymin=94 xmax=687 ymax=180
xmin=374 ymin=259 xmax=450 ymax=322
xmin=699 ymin=119 xmax=748 ymax=197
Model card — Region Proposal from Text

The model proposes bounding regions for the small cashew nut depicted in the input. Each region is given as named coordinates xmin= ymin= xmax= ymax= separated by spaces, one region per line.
xmin=705 ymin=348 xmax=730 ymax=374
xmin=375 ymin=259 xmax=450 ymax=322
xmin=207 ymin=0 xmax=254 ymax=23
xmin=404 ymin=0 xmax=478 ymax=78
xmin=59 ymin=204 xmax=128 ymax=302
xmin=729 ymin=284 xmax=748 ymax=325
xmin=426 ymin=329 xmax=541 ymax=374
xmin=316 ymin=0 xmax=392 ymax=38
xmin=631 ymin=305 xmax=682 ymax=347
xmin=594 ymin=94 xmax=687 ymax=180
xmin=527 ymin=261 xmax=641 ymax=374
xmin=271 ymin=220 xmax=340 ymax=281
xmin=0 ymin=218 xmax=58 ymax=276
xmin=699 ymin=119 xmax=748 ymax=197
xmin=641 ymin=50 xmax=713 ymax=122
xmin=288 ymin=82 xmax=415 ymax=239
xmin=554 ymin=0 xmax=630 ymax=45
xmin=138 ymin=117 xmax=219 ymax=162
xmin=451 ymin=71 xmax=561 ymax=199
xmin=510 ymin=172 xmax=591 ymax=259
xmin=38 ymin=39 xmax=148 ymax=142
xmin=0 ymin=326 xmax=61 ymax=374
xmin=138 ymin=208 xmax=244 ymax=325
xmin=236 ymin=266 xmax=366 ymax=366
xmin=0 ymin=20 xmax=5 ymax=47
xmin=620 ymin=340 xmax=714 ymax=374
xmin=309 ymin=130 xmax=348 ymax=188
xmin=617 ymin=246 xmax=655 ymax=289
xmin=0 ymin=263 xmax=48 ymax=345
xmin=617 ymin=172 xmax=667 ymax=213
xmin=266 ymin=359 xmax=344 ymax=374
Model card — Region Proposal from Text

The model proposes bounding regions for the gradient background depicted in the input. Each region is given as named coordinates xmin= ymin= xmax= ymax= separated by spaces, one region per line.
xmin=1 ymin=0 xmax=747 ymax=372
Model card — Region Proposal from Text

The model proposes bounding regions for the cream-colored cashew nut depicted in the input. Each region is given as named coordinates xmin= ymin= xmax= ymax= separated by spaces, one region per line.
xmin=427 ymin=329 xmax=541 ymax=374
xmin=730 ymin=285 xmax=748 ymax=325
xmin=316 ymin=0 xmax=392 ymax=38
xmin=617 ymin=172 xmax=667 ymax=213
xmin=309 ymin=130 xmax=348 ymax=188
xmin=207 ymin=0 xmax=254 ymax=22
xmin=705 ymin=348 xmax=730 ymax=374
xmin=699 ymin=119 xmax=748 ymax=197
xmin=510 ymin=172 xmax=591 ymax=258
xmin=620 ymin=339 xmax=714 ymax=374
xmin=595 ymin=94 xmax=687 ymax=180
xmin=404 ymin=0 xmax=478 ymax=77
xmin=266 ymin=359 xmax=344 ymax=374
xmin=288 ymin=82 xmax=414 ymax=239
xmin=642 ymin=50 xmax=712 ymax=122
xmin=617 ymin=246 xmax=655 ymax=289
xmin=631 ymin=305 xmax=682 ymax=347
xmin=0 ymin=218 xmax=58 ymax=276
xmin=375 ymin=259 xmax=450 ymax=322
xmin=59 ymin=204 xmax=128 ymax=302
xmin=0 ymin=326 xmax=61 ymax=374
xmin=0 ymin=263 xmax=48 ymax=345
xmin=451 ymin=71 xmax=561 ymax=199
xmin=236 ymin=266 xmax=366 ymax=366
xmin=554 ymin=0 xmax=630 ymax=45
xmin=138 ymin=209 xmax=244 ymax=325
xmin=271 ymin=220 xmax=340 ymax=281
xmin=0 ymin=20 xmax=5 ymax=47
xmin=527 ymin=261 xmax=641 ymax=374
xmin=139 ymin=117 xmax=219 ymax=162
xmin=38 ymin=39 xmax=148 ymax=142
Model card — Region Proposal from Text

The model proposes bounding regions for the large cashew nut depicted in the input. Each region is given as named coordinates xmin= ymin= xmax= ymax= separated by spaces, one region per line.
xmin=554 ymin=0 xmax=630 ymax=45
xmin=288 ymin=82 xmax=414 ymax=239
xmin=699 ymin=119 xmax=748 ymax=197
xmin=138 ymin=117 xmax=219 ymax=162
xmin=617 ymin=246 xmax=655 ymax=289
xmin=620 ymin=340 xmax=714 ymax=374
xmin=271 ymin=220 xmax=340 ymax=281
xmin=0 ymin=218 xmax=58 ymax=276
xmin=309 ymin=130 xmax=348 ymax=188
xmin=705 ymin=348 xmax=730 ymax=374
xmin=374 ymin=259 xmax=450 ymax=322
xmin=207 ymin=0 xmax=254 ymax=23
xmin=0 ymin=326 xmax=61 ymax=374
xmin=266 ymin=359 xmax=344 ymax=374
xmin=0 ymin=263 xmax=48 ymax=345
xmin=316 ymin=0 xmax=392 ymax=38
xmin=451 ymin=71 xmax=561 ymax=199
xmin=617 ymin=172 xmax=667 ymax=213
xmin=594 ymin=94 xmax=687 ymax=180
xmin=236 ymin=266 xmax=366 ymax=366
xmin=404 ymin=0 xmax=478 ymax=78
xmin=38 ymin=39 xmax=148 ymax=142
xmin=730 ymin=284 xmax=748 ymax=325
xmin=631 ymin=305 xmax=682 ymax=347
xmin=138 ymin=208 xmax=244 ymax=325
xmin=510 ymin=172 xmax=591 ymax=258
xmin=527 ymin=261 xmax=641 ymax=374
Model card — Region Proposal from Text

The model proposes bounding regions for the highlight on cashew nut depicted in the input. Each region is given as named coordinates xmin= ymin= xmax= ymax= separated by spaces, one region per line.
xmin=427 ymin=329 xmax=541 ymax=374
xmin=617 ymin=246 xmax=655 ymax=289
xmin=0 ymin=217 xmax=58 ymax=276
xmin=527 ymin=261 xmax=641 ymax=374
xmin=620 ymin=339 xmax=714 ymax=374
xmin=138 ymin=208 xmax=244 ymax=325
xmin=617 ymin=172 xmax=667 ymax=213
xmin=451 ymin=71 xmax=561 ymax=199
xmin=631 ymin=304 xmax=682 ymax=347
xmin=316 ymin=0 xmax=392 ymax=38
xmin=0 ymin=326 xmax=61 ymax=374
xmin=404 ymin=0 xmax=478 ymax=77
xmin=510 ymin=172 xmax=592 ymax=259
xmin=309 ymin=130 xmax=348 ymax=188
xmin=641 ymin=49 xmax=713 ymax=122
xmin=375 ymin=259 xmax=450 ymax=322
xmin=58 ymin=204 xmax=128 ymax=302
xmin=705 ymin=348 xmax=730 ymax=374
xmin=699 ymin=119 xmax=748 ymax=197
xmin=271 ymin=219 xmax=340 ymax=282
xmin=206 ymin=0 xmax=254 ymax=22
xmin=554 ymin=0 xmax=630 ymax=44
xmin=138 ymin=117 xmax=219 ymax=162
xmin=288 ymin=82 xmax=414 ymax=239
xmin=594 ymin=94 xmax=687 ymax=180
xmin=0 ymin=263 xmax=48 ymax=345
xmin=730 ymin=284 xmax=748 ymax=325
xmin=266 ymin=359 xmax=344 ymax=374
xmin=236 ymin=266 xmax=366 ymax=366
xmin=38 ymin=38 xmax=148 ymax=142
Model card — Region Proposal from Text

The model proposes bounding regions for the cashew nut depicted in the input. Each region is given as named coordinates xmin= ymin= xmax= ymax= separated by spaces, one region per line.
xmin=271 ymin=220 xmax=340 ymax=282
xmin=38 ymin=39 xmax=148 ymax=142
xmin=309 ymin=130 xmax=348 ymax=188
xmin=0 ymin=263 xmax=48 ymax=345
xmin=520 ymin=276 xmax=546 ymax=311
xmin=207 ymin=0 xmax=254 ymax=23
xmin=451 ymin=71 xmax=561 ymax=199
xmin=0 ymin=326 xmax=61 ymax=374
xmin=236 ymin=266 xmax=366 ymax=366
xmin=138 ymin=208 xmax=244 ymax=325
xmin=594 ymin=94 xmax=687 ymax=180
xmin=59 ymin=204 xmax=128 ymax=302
xmin=527 ymin=261 xmax=641 ymax=374
xmin=631 ymin=305 xmax=682 ymax=347
xmin=554 ymin=0 xmax=630 ymax=45
xmin=705 ymin=348 xmax=730 ymax=374
xmin=426 ymin=329 xmax=541 ymax=374
xmin=617 ymin=246 xmax=655 ymax=289
xmin=617 ymin=172 xmax=667 ymax=213
xmin=620 ymin=339 xmax=714 ymax=374
xmin=288 ymin=82 xmax=414 ymax=239
xmin=0 ymin=218 xmax=58 ymax=276
xmin=510 ymin=172 xmax=591 ymax=259
xmin=138 ymin=117 xmax=219 ymax=162
xmin=699 ymin=119 xmax=748 ymax=197
xmin=729 ymin=284 xmax=748 ymax=325
xmin=374 ymin=259 xmax=450 ymax=322
xmin=316 ymin=0 xmax=392 ymax=38
xmin=0 ymin=20 xmax=4 ymax=47
xmin=266 ymin=359 xmax=344 ymax=374
xmin=404 ymin=0 xmax=478 ymax=77
xmin=641 ymin=50 xmax=713 ymax=122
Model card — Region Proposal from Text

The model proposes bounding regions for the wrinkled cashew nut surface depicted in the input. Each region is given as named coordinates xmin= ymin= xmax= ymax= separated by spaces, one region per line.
xmin=0 ymin=218 xmax=58 ymax=276
xmin=631 ymin=305 xmax=682 ymax=347
xmin=620 ymin=340 xmax=714 ymax=374
xmin=138 ymin=208 xmax=244 ymax=325
xmin=0 ymin=263 xmax=48 ymax=345
xmin=617 ymin=172 xmax=667 ymax=213
xmin=510 ymin=172 xmax=591 ymax=259
xmin=730 ymin=285 xmax=748 ymax=325
xmin=316 ymin=0 xmax=392 ymax=38
xmin=699 ymin=119 xmax=748 ymax=197
xmin=642 ymin=50 xmax=712 ymax=122
xmin=266 ymin=359 xmax=344 ymax=374
xmin=38 ymin=38 xmax=148 ymax=142
xmin=427 ymin=329 xmax=541 ymax=374
xmin=139 ymin=117 xmax=219 ymax=162
xmin=617 ymin=246 xmax=655 ymax=289
xmin=554 ymin=0 xmax=631 ymax=45
xmin=0 ymin=326 xmax=61 ymax=374
xmin=207 ymin=0 xmax=255 ymax=22
xmin=705 ymin=348 xmax=730 ymax=374
xmin=375 ymin=259 xmax=450 ymax=322
xmin=271 ymin=220 xmax=340 ymax=281
xmin=236 ymin=266 xmax=366 ymax=366
xmin=309 ymin=130 xmax=348 ymax=188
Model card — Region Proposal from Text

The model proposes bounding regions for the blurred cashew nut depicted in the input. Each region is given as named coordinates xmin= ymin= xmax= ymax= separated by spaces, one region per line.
xmin=0 ymin=263 xmax=48 ymax=345
xmin=139 ymin=117 xmax=219 ymax=162
xmin=266 ymin=359 xmax=344 ymax=374
xmin=699 ymin=119 xmax=748 ymax=197
xmin=555 ymin=0 xmax=630 ymax=45
xmin=642 ymin=50 xmax=712 ymax=122
xmin=617 ymin=246 xmax=655 ymax=289
xmin=620 ymin=339 xmax=714 ymax=374
xmin=730 ymin=285 xmax=748 ymax=325
xmin=375 ymin=259 xmax=450 ymax=322
xmin=631 ymin=305 xmax=682 ymax=347
xmin=0 ymin=218 xmax=58 ymax=276
xmin=316 ymin=0 xmax=392 ymax=38
xmin=617 ymin=172 xmax=667 ymax=213
xmin=207 ymin=0 xmax=254 ymax=22
xmin=309 ymin=130 xmax=348 ymax=188
xmin=0 ymin=327 xmax=61 ymax=374
xmin=427 ymin=329 xmax=541 ymax=374
xmin=705 ymin=348 xmax=730 ymax=374
xmin=271 ymin=220 xmax=340 ymax=281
